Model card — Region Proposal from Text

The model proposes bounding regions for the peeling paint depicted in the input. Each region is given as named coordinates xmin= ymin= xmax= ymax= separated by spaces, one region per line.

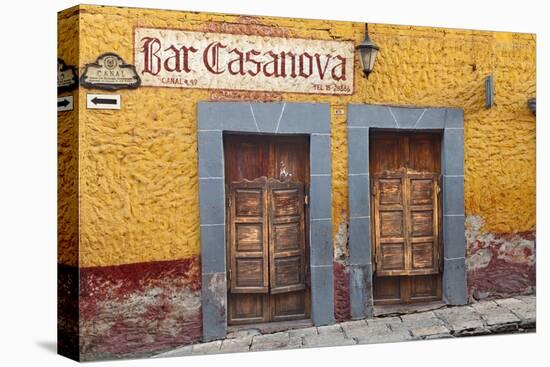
xmin=466 ymin=215 xmax=536 ymax=300
xmin=334 ymin=261 xmax=351 ymax=322
xmin=333 ymin=214 xmax=351 ymax=322
xmin=467 ymin=248 xmax=492 ymax=270
xmin=208 ymin=272 xmax=227 ymax=310
xmin=333 ymin=214 xmax=349 ymax=262
xmin=79 ymin=257 xmax=202 ymax=361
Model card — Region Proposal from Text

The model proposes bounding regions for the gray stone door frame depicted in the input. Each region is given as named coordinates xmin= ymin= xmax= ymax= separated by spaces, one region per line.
xmin=346 ymin=104 xmax=467 ymax=319
xmin=198 ymin=102 xmax=335 ymax=341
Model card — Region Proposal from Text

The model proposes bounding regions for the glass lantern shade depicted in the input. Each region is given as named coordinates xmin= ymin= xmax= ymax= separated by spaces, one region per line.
xmin=359 ymin=45 xmax=378 ymax=74
xmin=357 ymin=26 xmax=379 ymax=77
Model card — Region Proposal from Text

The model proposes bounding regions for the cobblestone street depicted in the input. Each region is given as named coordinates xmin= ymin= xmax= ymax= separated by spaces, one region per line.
xmin=156 ymin=295 xmax=536 ymax=358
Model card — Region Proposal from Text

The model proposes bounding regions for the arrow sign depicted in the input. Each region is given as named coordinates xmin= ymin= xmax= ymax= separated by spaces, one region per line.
xmin=91 ymin=96 xmax=118 ymax=105
xmin=57 ymin=96 xmax=74 ymax=112
xmin=87 ymin=94 xmax=121 ymax=110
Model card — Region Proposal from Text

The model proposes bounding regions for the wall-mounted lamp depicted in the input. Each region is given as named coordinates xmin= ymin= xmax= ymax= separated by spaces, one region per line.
xmin=357 ymin=23 xmax=379 ymax=78
xmin=528 ymin=98 xmax=536 ymax=115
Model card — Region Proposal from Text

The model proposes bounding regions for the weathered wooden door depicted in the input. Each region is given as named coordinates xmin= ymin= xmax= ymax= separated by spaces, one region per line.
xmin=224 ymin=134 xmax=310 ymax=325
xmin=370 ymin=131 xmax=443 ymax=304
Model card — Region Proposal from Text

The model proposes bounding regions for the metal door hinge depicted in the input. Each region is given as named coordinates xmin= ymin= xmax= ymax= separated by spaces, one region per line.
xmin=304 ymin=194 xmax=309 ymax=206
xmin=228 ymin=196 xmax=231 ymax=207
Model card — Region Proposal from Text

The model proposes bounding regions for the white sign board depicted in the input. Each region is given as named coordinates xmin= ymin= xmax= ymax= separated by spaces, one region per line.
xmin=134 ymin=27 xmax=355 ymax=95
xmin=86 ymin=94 xmax=121 ymax=110
xmin=57 ymin=96 xmax=74 ymax=112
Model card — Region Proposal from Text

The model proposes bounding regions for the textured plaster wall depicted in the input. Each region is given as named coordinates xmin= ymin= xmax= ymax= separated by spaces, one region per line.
xmin=57 ymin=11 xmax=80 ymax=360
xmin=466 ymin=215 xmax=535 ymax=299
xmin=57 ymin=4 xmax=535 ymax=361
xmin=78 ymin=258 xmax=201 ymax=360
xmin=58 ymin=9 xmax=79 ymax=267
xmin=58 ymin=6 xmax=535 ymax=269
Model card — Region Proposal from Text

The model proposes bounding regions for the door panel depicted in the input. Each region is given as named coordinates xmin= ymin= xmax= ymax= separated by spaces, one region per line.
xmin=373 ymin=170 xmax=408 ymax=276
xmin=235 ymin=190 xmax=263 ymax=217
xmin=272 ymin=290 xmax=307 ymax=321
xmin=370 ymin=133 xmax=402 ymax=173
xmin=412 ymin=242 xmax=434 ymax=269
xmin=410 ymin=275 xmax=441 ymax=301
xmin=380 ymin=243 xmax=405 ymax=270
xmin=374 ymin=275 xmax=441 ymax=305
xmin=409 ymin=133 xmax=441 ymax=173
xmin=274 ymin=141 xmax=308 ymax=183
xmin=379 ymin=178 xmax=404 ymax=205
xmin=236 ymin=223 xmax=264 ymax=252
xmin=268 ymin=180 xmax=306 ymax=294
xmin=370 ymin=131 xmax=442 ymax=305
xmin=224 ymin=134 xmax=310 ymax=325
xmin=407 ymin=172 xmax=440 ymax=275
xmin=380 ymin=212 xmax=404 ymax=237
xmin=228 ymin=139 xmax=270 ymax=181
xmin=373 ymin=276 xmax=401 ymax=302
xmin=229 ymin=178 xmax=269 ymax=294
xmin=229 ymin=293 xmax=267 ymax=323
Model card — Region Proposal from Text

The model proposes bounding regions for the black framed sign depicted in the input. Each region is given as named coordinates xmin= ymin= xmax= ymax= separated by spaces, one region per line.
xmin=80 ymin=52 xmax=141 ymax=90
xmin=57 ymin=58 xmax=78 ymax=93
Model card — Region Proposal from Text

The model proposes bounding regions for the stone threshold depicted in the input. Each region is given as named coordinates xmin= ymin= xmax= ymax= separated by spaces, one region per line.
xmin=154 ymin=294 xmax=536 ymax=358
xmin=373 ymin=301 xmax=447 ymax=317
xmin=227 ymin=319 xmax=314 ymax=336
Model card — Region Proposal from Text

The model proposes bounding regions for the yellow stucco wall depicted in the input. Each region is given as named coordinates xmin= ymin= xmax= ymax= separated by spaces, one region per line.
xmin=57 ymin=5 xmax=536 ymax=267
xmin=58 ymin=8 xmax=79 ymax=267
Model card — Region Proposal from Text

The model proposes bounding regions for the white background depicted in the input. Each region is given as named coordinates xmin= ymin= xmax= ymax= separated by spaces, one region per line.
xmin=0 ymin=0 xmax=546 ymax=366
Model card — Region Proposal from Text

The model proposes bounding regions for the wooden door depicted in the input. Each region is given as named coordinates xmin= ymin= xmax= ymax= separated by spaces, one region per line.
xmin=372 ymin=169 xmax=408 ymax=275
xmin=229 ymin=178 xmax=269 ymax=295
xmin=224 ymin=134 xmax=310 ymax=325
xmin=370 ymin=131 xmax=442 ymax=304
xmin=268 ymin=179 xmax=307 ymax=294
xmin=373 ymin=169 xmax=440 ymax=276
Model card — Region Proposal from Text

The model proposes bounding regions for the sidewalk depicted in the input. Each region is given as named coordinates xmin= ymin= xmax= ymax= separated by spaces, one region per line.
xmin=156 ymin=295 xmax=536 ymax=358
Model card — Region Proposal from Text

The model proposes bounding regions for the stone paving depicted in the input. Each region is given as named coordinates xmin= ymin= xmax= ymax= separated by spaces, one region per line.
xmin=156 ymin=295 xmax=536 ymax=358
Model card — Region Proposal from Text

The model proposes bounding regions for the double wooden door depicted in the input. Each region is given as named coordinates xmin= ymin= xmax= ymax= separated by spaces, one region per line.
xmin=370 ymin=131 xmax=443 ymax=304
xmin=224 ymin=134 xmax=310 ymax=325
